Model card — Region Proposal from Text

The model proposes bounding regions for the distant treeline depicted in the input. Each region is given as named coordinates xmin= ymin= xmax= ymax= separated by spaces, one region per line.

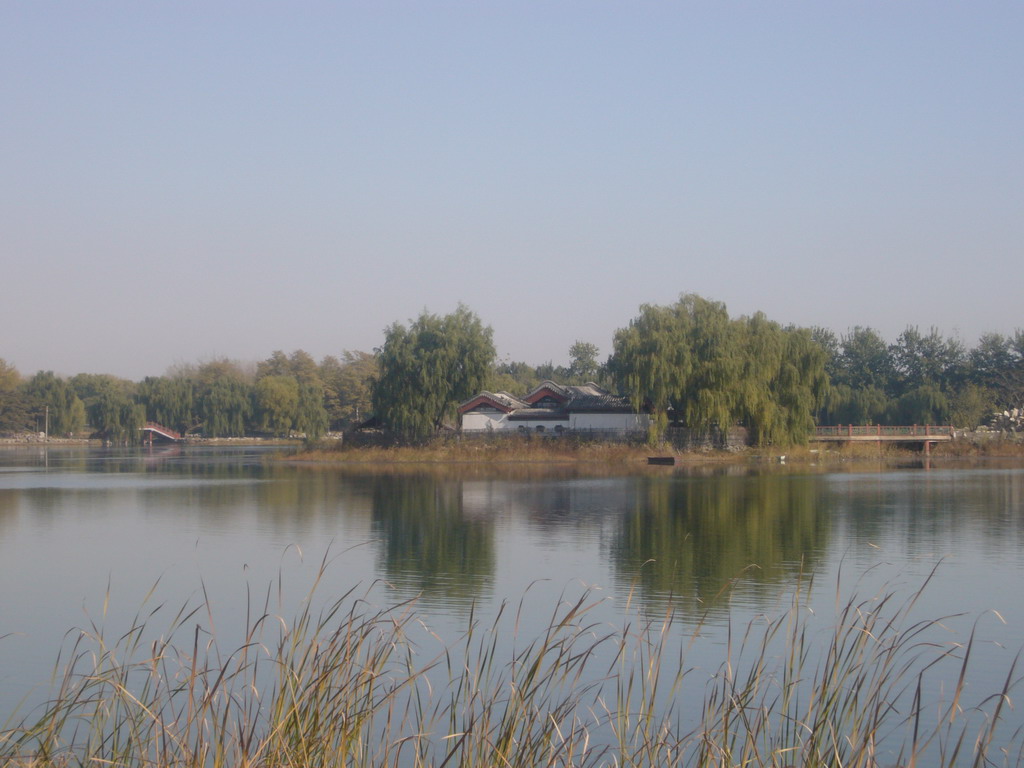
xmin=1 ymin=294 xmax=1022 ymax=446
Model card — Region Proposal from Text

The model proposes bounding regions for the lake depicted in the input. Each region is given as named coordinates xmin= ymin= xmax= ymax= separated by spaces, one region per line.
xmin=1 ymin=445 xmax=1023 ymax=762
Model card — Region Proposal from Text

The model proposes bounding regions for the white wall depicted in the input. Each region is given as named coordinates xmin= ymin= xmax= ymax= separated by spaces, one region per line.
xmin=461 ymin=412 xmax=511 ymax=431
xmin=569 ymin=412 xmax=649 ymax=433
xmin=463 ymin=411 xmax=649 ymax=434
xmin=507 ymin=418 xmax=569 ymax=432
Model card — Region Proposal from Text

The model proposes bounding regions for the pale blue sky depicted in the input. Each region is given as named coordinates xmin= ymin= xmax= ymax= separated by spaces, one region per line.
xmin=3 ymin=2 xmax=1022 ymax=380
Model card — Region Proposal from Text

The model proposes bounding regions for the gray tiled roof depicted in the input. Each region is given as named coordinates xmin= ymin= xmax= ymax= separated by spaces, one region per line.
xmin=463 ymin=382 xmax=638 ymax=417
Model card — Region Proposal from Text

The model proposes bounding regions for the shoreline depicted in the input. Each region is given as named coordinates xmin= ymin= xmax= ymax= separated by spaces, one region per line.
xmin=3 ymin=434 xmax=1022 ymax=465
xmin=288 ymin=435 xmax=1024 ymax=466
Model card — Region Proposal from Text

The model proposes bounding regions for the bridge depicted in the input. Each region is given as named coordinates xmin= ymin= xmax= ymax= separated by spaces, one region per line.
xmin=812 ymin=425 xmax=953 ymax=453
xmin=141 ymin=422 xmax=182 ymax=443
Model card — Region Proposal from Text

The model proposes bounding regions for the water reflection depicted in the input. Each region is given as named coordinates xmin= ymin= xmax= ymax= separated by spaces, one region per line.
xmin=369 ymin=473 xmax=495 ymax=606
xmin=1 ymin=447 xmax=1024 ymax=738
xmin=612 ymin=471 xmax=829 ymax=617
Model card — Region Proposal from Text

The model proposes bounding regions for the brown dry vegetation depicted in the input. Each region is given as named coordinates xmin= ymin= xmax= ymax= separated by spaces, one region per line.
xmin=291 ymin=437 xmax=731 ymax=467
xmin=288 ymin=434 xmax=1024 ymax=472
xmin=3 ymin=564 xmax=1020 ymax=767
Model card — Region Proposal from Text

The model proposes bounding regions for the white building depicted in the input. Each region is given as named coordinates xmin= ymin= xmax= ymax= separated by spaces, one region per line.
xmin=458 ymin=381 xmax=649 ymax=437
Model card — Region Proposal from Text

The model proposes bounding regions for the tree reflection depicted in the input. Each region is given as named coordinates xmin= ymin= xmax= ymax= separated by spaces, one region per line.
xmin=612 ymin=472 xmax=829 ymax=617
xmin=370 ymin=474 xmax=495 ymax=605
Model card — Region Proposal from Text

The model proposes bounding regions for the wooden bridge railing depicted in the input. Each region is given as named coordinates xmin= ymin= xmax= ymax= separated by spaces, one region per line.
xmin=143 ymin=422 xmax=182 ymax=441
xmin=814 ymin=425 xmax=953 ymax=438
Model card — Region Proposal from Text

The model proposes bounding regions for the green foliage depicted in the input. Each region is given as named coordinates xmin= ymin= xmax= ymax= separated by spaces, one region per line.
xmin=0 ymin=359 xmax=31 ymax=433
xmin=738 ymin=321 xmax=830 ymax=446
xmin=819 ymin=384 xmax=890 ymax=425
xmin=319 ymin=351 xmax=377 ymax=430
xmin=188 ymin=359 xmax=254 ymax=437
xmin=812 ymin=326 xmax=971 ymax=426
xmin=258 ymin=349 xmax=319 ymax=384
xmin=610 ymin=295 xmax=828 ymax=446
xmin=372 ymin=305 xmax=495 ymax=441
xmin=92 ymin=390 xmax=146 ymax=443
xmin=295 ymin=380 xmax=328 ymax=439
xmin=948 ymin=383 xmax=994 ymax=429
xmin=970 ymin=330 xmax=1024 ymax=409
xmin=490 ymin=360 xmax=541 ymax=395
xmin=70 ymin=373 xmax=137 ymax=434
xmin=567 ymin=340 xmax=600 ymax=382
xmin=892 ymin=383 xmax=950 ymax=425
xmin=138 ymin=376 xmax=196 ymax=434
xmin=890 ymin=326 xmax=965 ymax=395
xmin=22 ymin=371 xmax=87 ymax=436
xmin=201 ymin=378 xmax=252 ymax=437
xmin=833 ymin=326 xmax=897 ymax=395
xmin=255 ymin=350 xmax=329 ymax=438
xmin=254 ymin=375 xmax=299 ymax=436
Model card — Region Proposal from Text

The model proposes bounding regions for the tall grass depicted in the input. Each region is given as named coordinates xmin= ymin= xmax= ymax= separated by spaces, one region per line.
xmin=2 ymin=562 xmax=1020 ymax=767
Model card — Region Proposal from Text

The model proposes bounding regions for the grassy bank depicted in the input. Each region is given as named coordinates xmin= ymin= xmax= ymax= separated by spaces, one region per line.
xmin=292 ymin=438 xmax=681 ymax=465
xmin=290 ymin=434 xmax=1024 ymax=467
xmin=2 ymin=565 xmax=1020 ymax=767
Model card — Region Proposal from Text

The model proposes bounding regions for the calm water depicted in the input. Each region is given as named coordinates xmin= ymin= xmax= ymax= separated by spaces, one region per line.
xmin=2 ymin=445 xmax=1023 ymax=750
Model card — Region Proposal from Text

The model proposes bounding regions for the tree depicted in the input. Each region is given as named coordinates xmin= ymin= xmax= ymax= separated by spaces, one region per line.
xmin=567 ymin=341 xmax=600 ymax=382
xmin=833 ymin=327 xmax=897 ymax=395
xmin=609 ymin=294 xmax=736 ymax=438
xmin=610 ymin=294 xmax=828 ymax=446
xmin=372 ymin=305 xmax=495 ymax=441
xmin=138 ymin=376 xmax=196 ymax=434
xmin=92 ymin=390 xmax=146 ymax=443
xmin=70 ymin=373 xmax=137 ymax=434
xmin=970 ymin=331 xmax=1024 ymax=409
xmin=256 ymin=350 xmax=328 ymax=438
xmin=0 ymin=359 xmax=30 ymax=434
xmin=734 ymin=317 xmax=829 ymax=446
xmin=818 ymin=384 xmax=890 ymax=425
xmin=201 ymin=378 xmax=252 ymax=437
xmin=254 ymin=375 xmax=299 ymax=436
xmin=320 ymin=351 xmax=377 ymax=430
xmin=490 ymin=360 xmax=540 ymax=395
xmin=890 ymin=326 xmax=965 ymax=395
xmin=810 ymin=326 xmax=840 ymax=380
xmin=22 ymin=371 xmax=86 ymax=436
xmin=892 ymin=384 xmax=950 ymax=425
xmin=295 ymin=380 xmax=328 ymax=439
xmin=192 ymin=359 xmax=253 ymax=437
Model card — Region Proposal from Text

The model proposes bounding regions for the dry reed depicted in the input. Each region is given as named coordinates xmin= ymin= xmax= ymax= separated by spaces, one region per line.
xmin=2 ymin=561 xmax=1020 ymax=767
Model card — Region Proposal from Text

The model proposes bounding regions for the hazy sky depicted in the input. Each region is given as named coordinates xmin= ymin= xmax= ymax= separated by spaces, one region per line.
xmin=3 ymin=2 xmax=1022 ymax=380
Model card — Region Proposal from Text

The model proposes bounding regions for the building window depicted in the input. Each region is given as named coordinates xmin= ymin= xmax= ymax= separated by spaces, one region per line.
xmin=536 ymin=425 xmax=545 ymax=433
xmin=554 ymin=425 xmax=564 ymax=435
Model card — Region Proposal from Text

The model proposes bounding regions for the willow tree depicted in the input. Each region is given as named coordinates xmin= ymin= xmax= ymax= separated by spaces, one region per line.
xmin=295 ymin=380 xmax=328 ymax=439
xmin=611 ymin=294 xmax=828 ymax=446
xmin=0 ymin=359 xmax=29 ymax=433
xmin=138 ymin=376 xmax=195 ymax=434
xmin=255 ymin=375 xmax=299 ymax=437
xmin=608 ymin=302 xmax=692 ymax=437
xmin=256 ymin=350 xmax=328 ymax=439
xmin=372 ymin=305 xmax=495 ymax=442
xmin=93 ymin=390 xmax=146 ymax=443
xmin=734 ymin=318 xmax=830 ymax=445
xmin=183 ymin=359 xmax=254 ymax=437
xmin=320 ymin=351 xmax=377 ymax=430
xmin=609 ymin=294 xmax=736 ymax=438
xmin=23 ymin=371 xmax=86 ymax=436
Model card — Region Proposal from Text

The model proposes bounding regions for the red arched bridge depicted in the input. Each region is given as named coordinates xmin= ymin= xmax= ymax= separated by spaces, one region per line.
xmin=141 ymin=422 xmax=182 ymax=443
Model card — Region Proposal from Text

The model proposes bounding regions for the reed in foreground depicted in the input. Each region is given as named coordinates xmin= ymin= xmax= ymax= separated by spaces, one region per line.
xmin=2 ymin=563 xmax=1021 ymax=767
